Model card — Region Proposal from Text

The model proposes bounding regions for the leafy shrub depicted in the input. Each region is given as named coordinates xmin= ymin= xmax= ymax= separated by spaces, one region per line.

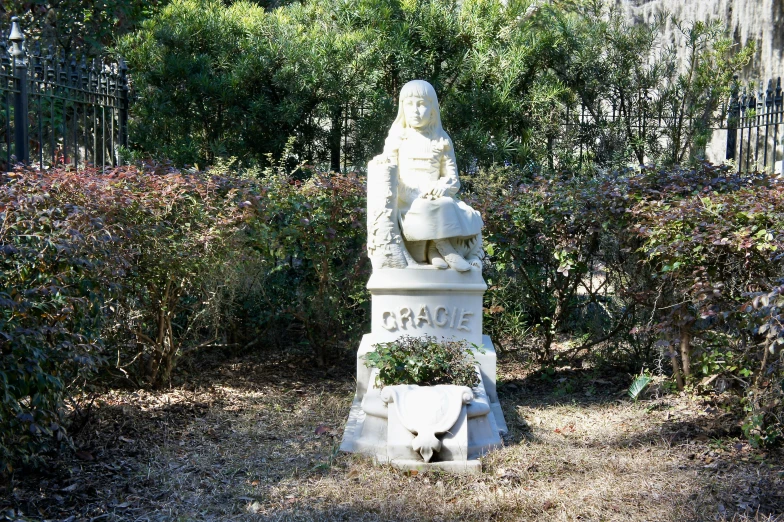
xmin=95 ymin=166 xmax=253 ymax=386
xmin=365 ymin=336 xmax=481 ymax=388
xmin=0 ymin=169 xmax=122 ymax=472
xmin=626 ymin=166 xmax=784 ymax=445
xmin=245 ymin=159 xmax=370 ymax=365
xmin=470 ymin=162 xmax=784 ymax=446
xmin=628 ymin=164 xmax=784 ymax=389
xmin=466 ymin=164 xmax=636 ymax=361
xmin=0 ymin=164 xmax=257 ymax=472
xmin=0 ymin=160 xmax=377 ymax=472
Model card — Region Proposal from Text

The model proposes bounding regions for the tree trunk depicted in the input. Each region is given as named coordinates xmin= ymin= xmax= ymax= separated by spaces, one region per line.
xmin=542 ymin=322 xmax=554 ymax=361
xmin=679 ymin=326 xmax=692 ymax=379
xmin=329 ymin=106 xmax=342 ymax=173
xmin=670 ymin=348 xmax=684 ymax=391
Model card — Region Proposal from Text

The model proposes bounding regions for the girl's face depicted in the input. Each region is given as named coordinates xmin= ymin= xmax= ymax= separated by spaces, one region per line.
xmin=402 ymin=96 xmax=433 ymax=130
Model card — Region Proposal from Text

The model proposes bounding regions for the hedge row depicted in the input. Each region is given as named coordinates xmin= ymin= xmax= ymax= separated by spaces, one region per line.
xmin=2 ymin=161 xmax=783 ymax=472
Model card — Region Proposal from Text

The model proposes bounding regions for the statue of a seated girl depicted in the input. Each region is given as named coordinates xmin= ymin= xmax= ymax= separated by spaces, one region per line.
xmin=367 ymin=80 xmax=483 ymax=272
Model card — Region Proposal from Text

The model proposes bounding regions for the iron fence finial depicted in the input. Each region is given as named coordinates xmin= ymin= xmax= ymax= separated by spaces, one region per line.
xmin=70 ymin=56 xmax=78 ymax=85
xmin=46 ymin=44 xmax=55 ymax=82
xmin=9 ymin=16 xmax=26 ymax=63
xmin=767 ymin=79 xmax=774 ymax=108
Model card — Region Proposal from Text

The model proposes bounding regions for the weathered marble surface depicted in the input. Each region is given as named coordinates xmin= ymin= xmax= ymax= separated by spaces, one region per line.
xmin=341 ymin=80 xmax=505 ymax=473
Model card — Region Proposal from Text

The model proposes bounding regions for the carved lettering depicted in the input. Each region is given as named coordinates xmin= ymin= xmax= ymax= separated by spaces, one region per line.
xmin=382 ymin=310 xmax=398 ymax=331
xmin=416 ymin=304 xmax=433 ymax=327
xmin=433 ymin=306 xmax=449 ymax=327
xmin=378 ymin=305 xmax=475 ymax=332
xmin=457 ymin=310 xmax=473 ymax=332
xmin=399 ymin=307 xmax=413 ymax=328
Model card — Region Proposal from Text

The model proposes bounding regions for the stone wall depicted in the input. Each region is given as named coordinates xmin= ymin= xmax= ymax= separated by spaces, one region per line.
xmin=618 ymin=0 xmax=784 ymax=165
xmin=619 ymin=0 xmax=784 ymax=82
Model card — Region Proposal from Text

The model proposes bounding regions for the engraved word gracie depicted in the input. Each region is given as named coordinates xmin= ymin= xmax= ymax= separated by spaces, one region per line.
xmin=380 ymin=305 xmax=474 ymax=332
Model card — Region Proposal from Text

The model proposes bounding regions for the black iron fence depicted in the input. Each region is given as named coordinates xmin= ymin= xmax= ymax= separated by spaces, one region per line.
xmin=0 ymin=16 xmax=128 ymax=171
xmin=556 ymin=76 xmax=784 ymax=174
xmin=726 ymin=77 xmax=784 ymax=174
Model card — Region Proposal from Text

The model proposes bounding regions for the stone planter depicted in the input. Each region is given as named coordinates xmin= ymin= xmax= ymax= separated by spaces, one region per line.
xmin=342 ymin=368 xmax=503 ymax=473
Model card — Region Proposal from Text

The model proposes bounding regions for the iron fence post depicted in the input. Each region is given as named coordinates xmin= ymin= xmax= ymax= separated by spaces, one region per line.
xmin=726 ymin=75 xmax=739 ymax=162
xmin=9 ymin=16 xmax=28 ymax=165
xmin=119 ymin=58 xmax=128 ymax=150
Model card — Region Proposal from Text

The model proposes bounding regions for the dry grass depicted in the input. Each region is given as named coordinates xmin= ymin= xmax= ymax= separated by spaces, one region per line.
xmin=3 ymin=348 xmax=783 ymax=521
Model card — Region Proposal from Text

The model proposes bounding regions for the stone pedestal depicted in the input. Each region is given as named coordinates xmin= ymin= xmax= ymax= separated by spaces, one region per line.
xmin=367 ymin=269 xmax=486 ymax=346
xmin=340 ymin=268 xmax=507 ymax=472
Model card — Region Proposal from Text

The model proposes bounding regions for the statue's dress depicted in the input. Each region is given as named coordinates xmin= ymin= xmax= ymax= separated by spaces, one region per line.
xmin=389 ymin=131 xmax=483 ymax=242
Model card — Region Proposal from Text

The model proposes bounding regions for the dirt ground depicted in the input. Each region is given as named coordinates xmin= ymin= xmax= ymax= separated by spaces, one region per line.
xmin=2 ymin=346 xmax=783 ymax=522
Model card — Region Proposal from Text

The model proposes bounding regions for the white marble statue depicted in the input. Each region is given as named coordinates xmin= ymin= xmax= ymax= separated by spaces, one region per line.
xmin=367 ymin=80 xmax=483 ymax=272
xmin=343 ymin=80 xmax=505 ymax=472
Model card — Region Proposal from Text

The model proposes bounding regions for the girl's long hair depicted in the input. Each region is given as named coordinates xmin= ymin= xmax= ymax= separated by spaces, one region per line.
xmin=385 ymin=80 xmax=450 ymax=152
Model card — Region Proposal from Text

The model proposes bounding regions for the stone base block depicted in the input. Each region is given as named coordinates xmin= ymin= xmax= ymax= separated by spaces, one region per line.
xmin=368 ymin=269 xmax=486 ymax=346
xmin=374 ymin=457 xmax=482 ymax=475
xmin=341 ymin=368 xmax=504 ymax=469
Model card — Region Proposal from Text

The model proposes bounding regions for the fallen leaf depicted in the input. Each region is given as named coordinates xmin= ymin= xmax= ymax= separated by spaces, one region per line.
xmin=246 ymin=501 xmax=261 ymax=514
xmin=75 ymin=450 xmax=94 ymax=461
xmin=556 ymin=424 xmax=576 ymax=434
xmin=347 ymin=470 xmax=360 ymax=480
xmin=315 ymin=425 xmax=329 ymax=436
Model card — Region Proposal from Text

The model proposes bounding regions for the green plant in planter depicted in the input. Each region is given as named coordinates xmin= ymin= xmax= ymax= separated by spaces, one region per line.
xmin=365 ymin=336 xmax=483 ymax=388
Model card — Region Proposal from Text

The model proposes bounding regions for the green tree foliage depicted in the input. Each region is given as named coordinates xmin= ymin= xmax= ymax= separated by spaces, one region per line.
xmin=119 ymin=0 xmax=751 ymax=172
xmin=1 ymin=0 xmax=164 ymax=57
xmin=541 ymin=1 xmax=754 ymax=170
xmin=117 ymin=0 xmax=560 ymax=169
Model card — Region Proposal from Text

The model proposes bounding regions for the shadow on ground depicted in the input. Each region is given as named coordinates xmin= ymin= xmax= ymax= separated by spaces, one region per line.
xmin=2 ymin=347 xmax=782 ymax=521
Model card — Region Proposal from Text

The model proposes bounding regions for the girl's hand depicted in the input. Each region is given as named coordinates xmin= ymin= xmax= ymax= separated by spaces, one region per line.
xmin=427 ymin=186 xmax=447 ymax=198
